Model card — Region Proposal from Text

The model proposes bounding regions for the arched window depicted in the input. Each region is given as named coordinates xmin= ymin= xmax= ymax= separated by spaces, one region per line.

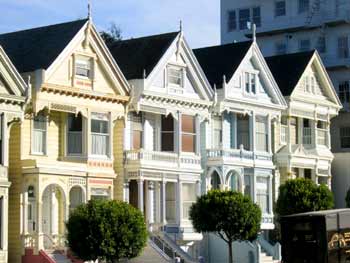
xmin=229 ymin=172 xmax=239 ymax=191
xmin=211 ymin=171 xmax=220 ymax=190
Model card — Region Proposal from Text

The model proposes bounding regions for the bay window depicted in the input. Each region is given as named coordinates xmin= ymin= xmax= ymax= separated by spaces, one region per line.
xmin=256 ymin=176 xmax=270 ymax=214
xmin=182 ymin=183 xmax=196 ymax=220
xmin=131 ymin=113 xmax=143 ymax=150
xmin=161 ymin=115 xmax=174 ymax=152
xmin=256 ymin=116 xmax=268 ymax=152
xmin=181 ymin=115 xmax=196 ymax=153
xmin=91 ymin=113 xmax=109 ymax=156
xmin=67 ymin=113 xmax=83 ymax=155
xmin=32 ymin=113 xmax=47 ymax=154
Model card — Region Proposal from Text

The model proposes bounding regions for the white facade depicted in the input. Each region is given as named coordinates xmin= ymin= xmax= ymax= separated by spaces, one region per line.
xmin=221 ymin=0 xmax=350 ymax=207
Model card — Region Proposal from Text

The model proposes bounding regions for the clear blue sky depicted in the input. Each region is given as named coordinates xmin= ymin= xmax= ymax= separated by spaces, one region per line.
xmin=0 ymin=0 xmax=220 ymax=48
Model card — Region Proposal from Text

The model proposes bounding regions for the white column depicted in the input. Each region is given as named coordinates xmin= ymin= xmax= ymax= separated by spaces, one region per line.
xmin=267 ymin=114 xmax=272 ymax=154
xmin=137 ymin=179 xmax=144 ymax=213
xmin=147 ymin=182 xmax=154 ymax=227
xmin=327 ymin=121 xmax=331 ymax=148
xmin=161 ymin=181 xmax=166 ymax=225
xmin=155 ymin=182 xmax=161 ymax=224
xmin=123 ymin=181 xmax=130 ymax=203
xmin=232 ymin=113 xmax=237 ymax=149
xmin=176 ymin=180 xmax=182 ymax=225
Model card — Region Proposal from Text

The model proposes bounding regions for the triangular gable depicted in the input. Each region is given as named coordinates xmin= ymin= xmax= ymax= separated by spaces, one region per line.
xmin=145 ymin=32 xmax=213 ymax=101
xmin=0 ymin=46 xmax=26 ymax=97
xmin=292 ymin=51 xmax=342 ymax=108
xmin=229 ymin=42 xmax=287 ymax=108
xmin=45 ymin=20 xmax=129 ymax=97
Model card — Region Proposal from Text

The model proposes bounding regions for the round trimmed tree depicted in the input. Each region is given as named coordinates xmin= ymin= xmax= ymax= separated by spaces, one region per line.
xmin=66 ymin=199 xmax=147 ymax=263
xmin=189 ymin=190 xmax=261 ymax=263
xmin=276 ymin=178 xmax=334 ymax=216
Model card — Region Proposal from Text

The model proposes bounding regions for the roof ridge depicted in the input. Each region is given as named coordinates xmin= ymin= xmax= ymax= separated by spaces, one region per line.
xmin=0 ymin=18 xmax=88 ymax=37
xmin=111 ymin=31 xmax=179 ymax=46
xmin=194 ymin=40 xmax=252 ymax=51
xmin=265 ymin=50 xmax=316 ymax=60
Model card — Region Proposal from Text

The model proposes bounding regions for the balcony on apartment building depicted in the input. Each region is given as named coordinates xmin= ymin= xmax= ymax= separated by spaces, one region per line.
xmin=206 ymin=113 xmax=273 ymax=168
xmin=123 ymin=113 xmax=202 ymax=173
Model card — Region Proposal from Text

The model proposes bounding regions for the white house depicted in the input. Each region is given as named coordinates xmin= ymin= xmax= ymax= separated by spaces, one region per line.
xmin=109 ymin=29 xmax=213 ymax=260
xmin=194 ymin=40 xmax=287 ymax=263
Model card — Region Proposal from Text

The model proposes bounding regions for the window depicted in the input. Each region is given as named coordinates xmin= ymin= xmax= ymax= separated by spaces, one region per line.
xmin=256 ymin=116 xmax=268 ymax=152
xmin=304 ymin=169 xmax=312 ymax=179
xmin=275 ymin=42 xmax=287 ymax=55
xmin=303 ymin=119 xmax=312 ymax=145
xmin=67 ymin=113 xmax=83 ymax=155
xmin=275 ymin=1 xmax=286 ymax=17
xmin=0 ymin=197 xmax=2 ymax=249
xmin=256 ymin=177 xmax=270 ymax=214
xmin=213 ymin=116 xmax=222 ymax=148
xmin=161 ymin=115 xmax=174 ymax=152
xmin=318 ymin=176 xmax=328 ymax=185
xmin=0 ymin=115 xmax=2 ymax=165
xmin=304 ymin=76 xmax=311 ymax=93
xmin=244 ymin=72 xmax=257 ymax=94
xmin=230 ymin=173 xmax=239 ymax=191
xmin=298 ymin=0 xmax=309 ymax=13
xmin=239 ymin=9 xmax=250 ymax=30
xmin=168 ymin=67 xmax=183 ymax=86
xmin=338 ymin=36 xmax=349 ymax=58
xmin=182 ymin=183 xmax=196 ymax=219
xmin=90 ymin=188 xmax=110 ymax=200
xmin=244 ymin=174 xmax=252 ymax=198
xmin=339 ymin=81 xmax=350 ymax=104
xmin=131 ymin=113 xmax=143 ymax=150
xmin=75 ymin=58 xmax=92 ymax=78
xmin=181 ymin=115 xmax=196 ymax=153
xmin=340 ymin=127 xmax=350 ymax=148
xmin=299 ymin=39 xmax=310 ymax=52
xmin=237 ymin=114 xmax=250 ymax=150
xmin=91 ymin=113 xmax=109 ymax=156
xmin=227 ymin=10 xmax=237 ymax=32
xmin=166 ymin=183 xmax=176 ymax=222
xmin=252 ymin=7 xmax=261 ymax=27
xmin=316 ymin=36 xmax=326 ymax=53
xmin=32 ymin=113 xmax=47 ymax=154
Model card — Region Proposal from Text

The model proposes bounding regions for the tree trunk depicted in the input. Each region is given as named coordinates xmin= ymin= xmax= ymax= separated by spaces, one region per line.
xmin=228 ymin=240 xmax=233 ymax=263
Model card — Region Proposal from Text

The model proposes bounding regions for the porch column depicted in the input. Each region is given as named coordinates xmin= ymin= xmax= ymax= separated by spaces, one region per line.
xmin=37 ymin=200 xmax=43 ymax=251
xmin=137 ymin=179 xmax=144 ymax=213
xmin=250 ymin=112 xmax=256 ymax=152
xmin=161 ymin=181 xmax=167 ymax=225
xmin=176 ymin=180 xmax=183 ymax=225
xmin=123 ymin=181 xmax=130 ymax=203
xmin=155 ymin=182 xmax=161 ymax=224
xmin=23 ymin=192 xmax=29 ymax=234
xmin=147 ymin=182 xmax=155 ymax=228
xmin=51 ymin=189 xmax=58 ymax=235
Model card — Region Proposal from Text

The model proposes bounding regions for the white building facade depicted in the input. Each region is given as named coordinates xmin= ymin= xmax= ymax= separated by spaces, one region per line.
xmin=221 ymin=0 xmax=350 ymax=208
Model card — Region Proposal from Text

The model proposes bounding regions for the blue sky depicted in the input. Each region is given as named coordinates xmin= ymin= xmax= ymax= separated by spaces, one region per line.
xmin=0 ymin=0 xmax=220 ymax=48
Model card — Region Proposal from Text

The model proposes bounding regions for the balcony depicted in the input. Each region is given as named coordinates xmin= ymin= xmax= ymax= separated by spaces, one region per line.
xmin=123 ymin=149 xmax=201 ymax=171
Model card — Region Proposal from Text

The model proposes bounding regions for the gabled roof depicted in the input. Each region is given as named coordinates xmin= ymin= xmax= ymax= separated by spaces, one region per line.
xmin=0 ymin=19 xmax=88 ymax=73
xmin=108 ymin=32 xmax=179 ymax=80
xmin=265 ymin=51 xmax=315 ymax=96
xmin=193 ymin=41 xmax=252 ymax=88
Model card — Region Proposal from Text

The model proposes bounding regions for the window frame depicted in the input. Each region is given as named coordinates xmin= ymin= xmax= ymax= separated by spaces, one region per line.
xmin=181 ymin=114 xmax=196 ymax=153
xmin=338 ymin=81 xmax=350 ymax=104
xmin=167 ymin=66 xmax=184 ymax=87
xmin=213 ymin=116 xmax=223 ymax=149
xmin=255 ymin=115 xmax=268 ymax=152
xmin=66 ymin=113 xmax=84 ymax=156
xmin=161 ymin=114 xmax=175 ymax=152
xmin=75 ymin=57 xmax=93 ymax=79
xmin=340 ymin=127 xmax=350 ymax=148
xmin=131 ymin=113 xmax=143 ymax=151
xmin=238 ymin=8 xmax=251 ymax=30
xmin=256 ymin=176 xmax=271 ymax=214
xmin=243 ymin=71 xmax=258 ymax=95
xmin=90 ymin=112 xmax=110 ymax=158
xmin=31 ymin=113 xmax=48 ymax=155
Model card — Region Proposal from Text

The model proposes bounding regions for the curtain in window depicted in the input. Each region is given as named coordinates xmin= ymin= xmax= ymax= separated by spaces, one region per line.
xmin=256 ymin=177 xmax=269 ymax=214
xmin=256 ymin=116 xmax=268 ymax=151
xmin=33 ymin=114 xmax=47 ymax=154
xmin=91 ymin=113 xmax=109 ymax=156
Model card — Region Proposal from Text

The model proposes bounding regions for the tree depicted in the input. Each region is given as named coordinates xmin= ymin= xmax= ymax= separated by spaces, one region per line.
xmin=276 ymin=178 xmax=334 ymax=216
xmin=100 ymin=22 xmax=122 ymax=46
xmin=66 ymin=199 xmax=147 ymax=263
xmin=346 ymin=187 xmax=350 ymax=208
xmin=189 ymin=190 xmax=261 ymax=263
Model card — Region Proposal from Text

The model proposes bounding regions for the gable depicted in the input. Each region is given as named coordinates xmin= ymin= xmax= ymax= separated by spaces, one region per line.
xmin=45 ymin=21 xmax=129 ymax=97
xmin=145 ymin=33 xmax=213 ymax=101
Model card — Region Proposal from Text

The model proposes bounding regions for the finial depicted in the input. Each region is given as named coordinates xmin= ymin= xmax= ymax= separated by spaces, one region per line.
xmin=223 ymin=75 xmax=226 ymax=84
xmin=252 ymin=23 xmax=256 ymax=42
xmin=88 ymin=0 xmax=92 ymax=20
xmin=213 ymin=84 xmax=218 ymax=104
xmin=179 ymin=20 xmax=183 ymax=32
xmin=143 ymin=69 xmax=147 ymax=79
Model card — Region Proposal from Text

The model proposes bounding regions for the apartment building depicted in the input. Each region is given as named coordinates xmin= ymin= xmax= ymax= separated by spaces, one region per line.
xmin=221 ymin=0 xmax=350 ymax=207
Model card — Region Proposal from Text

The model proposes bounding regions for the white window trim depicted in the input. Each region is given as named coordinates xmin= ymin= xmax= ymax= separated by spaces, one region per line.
xmin=89 ymin=112 xmax=112 ymax=159
xmin=31 ymin=114 xmax=48 ymax=156
xmin=243 ymin=70 xmax=259 ymax=95
xmin=166 ymin=64 xmax=185 ymax=88
xmin=65 ymin=113 xmax=85 ymax=157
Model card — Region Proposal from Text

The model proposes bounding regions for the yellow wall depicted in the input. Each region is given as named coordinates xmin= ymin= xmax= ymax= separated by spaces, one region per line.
xmin=113 ymin=119 xmax=125 ymax=201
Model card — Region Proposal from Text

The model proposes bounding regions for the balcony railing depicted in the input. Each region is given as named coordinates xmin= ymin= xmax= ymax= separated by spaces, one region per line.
xmin=207 ymin=148 xmax=253 ymax=160
xmin=124 ymin=149 xmax=201 ymax=168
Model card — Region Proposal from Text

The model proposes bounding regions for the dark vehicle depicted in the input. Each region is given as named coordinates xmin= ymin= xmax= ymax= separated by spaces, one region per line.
xmin=280 ymin=209 xmax=350 ymax=263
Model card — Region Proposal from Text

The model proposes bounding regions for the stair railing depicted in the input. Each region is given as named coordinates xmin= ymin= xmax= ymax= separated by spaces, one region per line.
xmin=257 ymin=235 xmax=282 ymax=261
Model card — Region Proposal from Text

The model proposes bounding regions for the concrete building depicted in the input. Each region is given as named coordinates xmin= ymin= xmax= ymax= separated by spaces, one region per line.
xmin=221 ymin=0 xmax=350 ymax=208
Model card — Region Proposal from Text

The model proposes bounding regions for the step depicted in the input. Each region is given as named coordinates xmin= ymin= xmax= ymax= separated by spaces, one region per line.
xmin=127 ymin=243 xmax=170 ymax=263
xmin=46 ymin=250 xmax=72 ymax=263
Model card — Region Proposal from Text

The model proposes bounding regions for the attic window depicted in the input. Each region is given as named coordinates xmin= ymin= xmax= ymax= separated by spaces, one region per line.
xmin=244 ymin=72 xmax=257 ymax=94
xmin=75 ymin=58 xmax=92 ymax=78
xmin=168 ymin=67 xmax=183 ymax=86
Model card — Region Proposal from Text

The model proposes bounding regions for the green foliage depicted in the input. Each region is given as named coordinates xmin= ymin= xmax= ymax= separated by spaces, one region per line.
xmin=276 ymin=178 xmax=334 ymax=216
xmin=66 ymin=199 xmax=147 ymax=262
xmin=346 ymin=187 xmax=350 ymax=208
xmin=190 ymin=190 xmax=261 ymax=242
xmin=100 ymin=22 xmax=122 ymax=46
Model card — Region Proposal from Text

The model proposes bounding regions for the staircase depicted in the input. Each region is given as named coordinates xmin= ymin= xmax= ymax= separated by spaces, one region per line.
xmin=45 ymin=250 xmax=72 ymax=263
xmin=260 ymin=249 xmax=278 ymax=263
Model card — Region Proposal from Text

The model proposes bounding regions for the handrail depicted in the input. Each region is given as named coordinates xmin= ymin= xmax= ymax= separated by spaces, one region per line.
xmin=162 ymin=233 xmax=197 ymax=263
xmin=257 ymin=235 xmax=282 ymax=261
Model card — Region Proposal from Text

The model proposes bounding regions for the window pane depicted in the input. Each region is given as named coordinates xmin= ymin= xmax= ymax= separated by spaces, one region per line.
xmin=275 ymin=1 xmax=286 ymax=17
xmin=182 ymin=134 xmax=195 ymax=152
xmin=338 ymin=37 xmax=349 ymax=58
xmin=252 ymin=7 xmax=261 ymax=27
xmin=237 ymin=115 xmax=250 ymax=150
xmin=251 ymin=74 xmax=256 ymax=93
xmin=227 ymin=10 xmax=237 ymax=31
xmin=168 ymin=68 xmax=182 ymax=86
xmin=162 ymin=115 xmax=174 ymax=131
xmin=33 ymin=114 xmax=46 ymax=154
xmin=340 ymin=127 xmax=350 ymax=148
xmin=75 ymin=59 xmax=91 ymax=78
xmin=317 ymin=37 xmax=326 ymax=53
xmin=133 ymin=130 xmax=142 ymax=150
xmin=245 ymin=72 xmax=250 ymax=92
xmin=68 ymin=114 xmax=82 ymax=131
xmin=298 ymin=0 xmax=309 ymax=13
xmin=256 ymin=177 xmax=269 ymax=214
xmin=92 ymin=134 xmax=109 ymax=155
xmin=239 ymin=9 xmax=250 ymax=30
xmin=91 ymin=119 xmax=108 ymax=134
xmin=299 ymin=39 xmax=310 ymax=52
xmin=182 ymin=115 xmax=195 ymax=133
xmin=256 ymin=116 xmax=268 ymax=152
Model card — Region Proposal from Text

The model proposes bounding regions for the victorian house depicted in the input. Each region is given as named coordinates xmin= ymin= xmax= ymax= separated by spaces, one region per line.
xmin=0 ymin=46 xmax=27 ymax=263
xmin=108 ymin=30 xmax=213 ymax=258
xmin=194 ymin=40 xmax=287 ymax=263
xmin=266 ymin=51 xmax=342 ymax=188
xmin=0 ymin=18 xmax=130 ymax=262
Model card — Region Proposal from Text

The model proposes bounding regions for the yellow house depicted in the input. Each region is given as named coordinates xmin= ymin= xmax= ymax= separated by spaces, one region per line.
xmin=0 ymin=46 xmax=27 ymax=263
xmin=0 ymin=18 xmax=129 ymax=262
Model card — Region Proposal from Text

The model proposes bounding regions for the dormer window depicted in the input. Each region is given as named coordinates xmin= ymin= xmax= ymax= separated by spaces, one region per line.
xmin=168 ymin=67 xmax=183 ymax=86
xmin=75 ymin=58 xmax=92 ymax=78
xmin=245 ymin=72 xmax=257 ymax=94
